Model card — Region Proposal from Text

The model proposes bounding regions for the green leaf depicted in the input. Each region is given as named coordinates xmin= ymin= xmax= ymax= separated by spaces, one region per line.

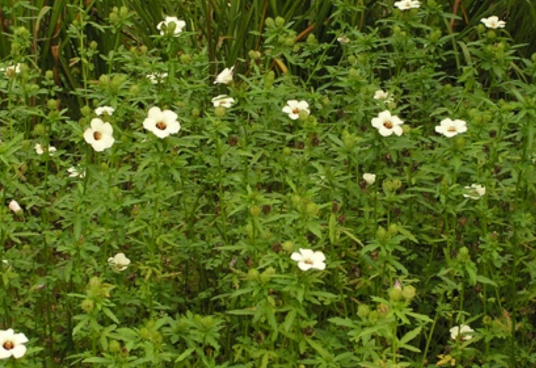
xmin=175 ymin=347 xmax=196 ymax=362
xmin=399 ymin=326 xmax=422 ymax=345
xmin=476 ymin=275 xmax=498 ymax=287
xmin=305 ymin=337 xmax=333 ymax=360
xmin=282 ymin=309 xmax=296 ymax=332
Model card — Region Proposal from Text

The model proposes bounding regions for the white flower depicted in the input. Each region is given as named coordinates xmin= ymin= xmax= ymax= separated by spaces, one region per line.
xmin=337 ymin=35 xmax=349 ymax=43
xmin=363 ymin=173 xmax=376 ymax=185
xmin=157 ymin=16 xmax=186 ymax=36
xmin=282 ymin=100 xmax=310 ymax=120
xmin=371 ymin=110 xmax=404 ymax=137
xmin=434 ymin=118 xmax=467 ymax=138
xmin=373 ymin=89 xmax=390 ymax=101
xmin=291 ymin=248 xmax=326 ymax=271
xmin=95 ymin=106 xmax=115 ymax=116
xmin=67 ymin=167 xmax=85 ymax=178
xmin=143 ymin=107 xmax=181 ymax=139
xmin=35 ymin=143 xmax=57 ymax=156
xmin=0 ymin=329 xmax=28 ymax=359
xmin=83 ymin=118 xmax=115 ymax=152
xmin=464 ymin=184 xmax=486 ymax=200
xmin=1 ymin=64 xmax=21 ymax=77
xmin=480 ymin=16 xmax=506 ymax=29
xmin=212 ymin=95 xmax=235 ymax=108
xmin=1 ymin=260 xmax=7 ymax=265
xmin=146 ymin=72 xmax=168 ymax=84
xmin=8 ymin=200 xmax=21 ymax=214
xmin=214 ymin=67 xmax=234 ymax=85
xmin=394 ymin=0 xmax=421 ymax=10
xmin=450 ymin=324 xmax=474 ymax=341
xmin=108 ymin=253 xmax=131 ymax=272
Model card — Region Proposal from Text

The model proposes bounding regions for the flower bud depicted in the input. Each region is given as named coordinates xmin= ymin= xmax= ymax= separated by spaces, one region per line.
xmin=248 ymin=50 xmax=261 ymax=60
xmin=275 ymin=17 xmax=285 ymax=28
xmin=180 ymin=54 xmax=192 ymax=64
xmin=129 ymin=84 xmax=140 ymax=96
xmin=306 ymin=202 xmax=319 ymax=216
xmin=249 ymin=205 xmax=261 ymax=217
xmin=291 ymin=195 xmax=301 ymax=207
xmin=214 ymin=106 xmax=226 ymax=117
xmin=108 ymin=340 xmax=121 ymax=353
xmin=99 ymin=74 xmax=110 ymax=87
xmin=457 ymin=246 xmax=470 ymax=261
xmin=265 ymin=17 xmax=275 ymax=28
xmin=8 ymin=200 xmax=22 ymax=214
xmin=454 ymin=136 xmax=466 ymax=149
xmin=357 ymin=304 xmax=370 ymax=318
xmin=388 ymin=287 xmax=403 ymax=301
xmin=247 ymin=268 xmax=259 ymax=280
xmin=47 ymin=99 xmax=57 ymax=111
xmin=45 ymin=70 xmax=54 ymax=79
xmin=33 ymin=123 xmax=46 ymax=136
xmin=298 ymin=110 xmax=310 ymax=121
xmin=81 ymin=299 xmax=95 ymax=313
xmin=282 ymin=241 xmax=294 ymax=252
xmin=402 ymin=285 xmax=416 ymax=301
xmin=89 ymin=41 xmax=98 ymax=50
xmin=377 ymin=303 xmax=389 ymax=318
xmin=109 ymin=12 xmax=119 ymax=23
xmin=139 ymin=327 xmax=151 ymax=340
xmin=191 ymin=108 xmax=200 ymax=118
xmin=119 ymin=6 xmax=128 ymax=17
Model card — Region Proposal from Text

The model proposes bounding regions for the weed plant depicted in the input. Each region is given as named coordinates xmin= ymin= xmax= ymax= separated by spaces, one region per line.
xmin=1 ymin=1 xmax=536 ymax=368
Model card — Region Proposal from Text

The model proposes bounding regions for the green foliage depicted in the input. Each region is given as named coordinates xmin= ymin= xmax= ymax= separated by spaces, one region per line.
xmin=2 ymin=1 xmax=536 ymax=368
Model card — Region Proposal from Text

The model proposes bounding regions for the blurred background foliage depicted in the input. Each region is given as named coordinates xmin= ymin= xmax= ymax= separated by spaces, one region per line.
xmin=0 ymin=0 xmax=535 ymax=101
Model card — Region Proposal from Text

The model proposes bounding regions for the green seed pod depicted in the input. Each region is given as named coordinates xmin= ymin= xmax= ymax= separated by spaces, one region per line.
xmin=45 ymin=70 xmax=54 ymax=79
xmin=89 ymin=41 xmax=98 ymax=50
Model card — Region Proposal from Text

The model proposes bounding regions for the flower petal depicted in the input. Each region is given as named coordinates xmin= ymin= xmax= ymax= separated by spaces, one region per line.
xmin=11 ymin=345 xmax=26 ymax=359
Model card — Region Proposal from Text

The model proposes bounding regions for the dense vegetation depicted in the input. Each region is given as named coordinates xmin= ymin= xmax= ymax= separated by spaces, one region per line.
xmin=1 ymin=1 xmax=536 ymax=367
